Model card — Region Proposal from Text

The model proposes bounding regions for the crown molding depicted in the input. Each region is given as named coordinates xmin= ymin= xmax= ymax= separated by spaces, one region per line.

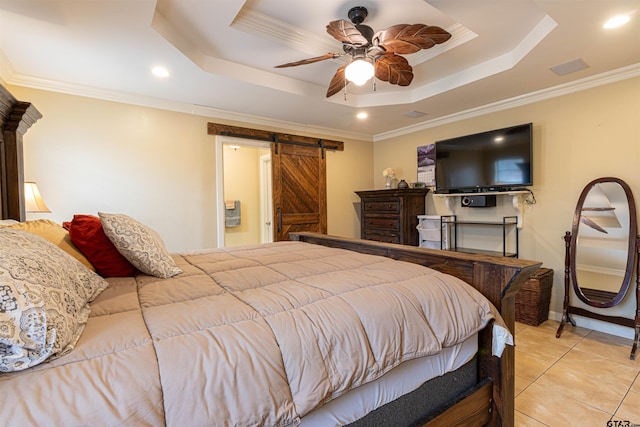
xmin=373 ymin=63 xmax=640 ymax=142
xmin=191 ymin=104 xmax=371 ymax=142
xmin=2 ymin=49 xmax=637 ymax=144
xmin=232 ymin=9 xmax=337 ymax=56
xmin=0 ymin=51 xmax=371 ymax=142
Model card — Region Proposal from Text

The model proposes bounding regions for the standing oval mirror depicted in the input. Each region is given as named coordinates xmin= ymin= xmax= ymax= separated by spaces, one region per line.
xmin=570 ymin=177 xmax=637 ymax=308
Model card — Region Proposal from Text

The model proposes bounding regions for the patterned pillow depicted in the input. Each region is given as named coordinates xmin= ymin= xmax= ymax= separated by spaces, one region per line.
xmin=7 ymin=219 xmax=96 ymax=272
xmin=0 ymin=228 xmax=109 ymax=372
xmin=98 ymin=212 xmax=182 ymax=279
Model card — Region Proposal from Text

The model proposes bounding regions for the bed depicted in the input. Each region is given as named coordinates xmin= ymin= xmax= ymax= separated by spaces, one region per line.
xmin=0 ymin=83 xmax=541 ymax=426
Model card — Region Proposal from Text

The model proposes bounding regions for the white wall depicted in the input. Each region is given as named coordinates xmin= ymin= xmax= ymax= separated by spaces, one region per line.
xmin=222 ymin=144 xmax=267 ymax=247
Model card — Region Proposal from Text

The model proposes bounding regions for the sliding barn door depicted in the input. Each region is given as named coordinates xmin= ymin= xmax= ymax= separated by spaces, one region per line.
xmin=272 ymin=143 xmax=327 ymax=241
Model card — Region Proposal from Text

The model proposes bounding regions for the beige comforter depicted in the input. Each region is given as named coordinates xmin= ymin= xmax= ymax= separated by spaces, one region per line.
xmin=1 ymin=241 xmax=502 ymax=426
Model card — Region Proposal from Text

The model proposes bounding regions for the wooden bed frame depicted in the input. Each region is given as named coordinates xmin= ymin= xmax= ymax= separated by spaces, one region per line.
xmin=1 ymin=83 xmax=541 ymax=426
xmin=0 ymin=83 xmax=42 ymax=221
xmin=292 ymin=232 xmax=541 ymax=427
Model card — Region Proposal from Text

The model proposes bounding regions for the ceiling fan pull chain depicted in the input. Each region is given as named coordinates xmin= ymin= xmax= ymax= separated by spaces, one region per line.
xmin=372 ymin=57 xmax=377 ymax=92
xmin=343 ymin=77 xmax=348 ymax=101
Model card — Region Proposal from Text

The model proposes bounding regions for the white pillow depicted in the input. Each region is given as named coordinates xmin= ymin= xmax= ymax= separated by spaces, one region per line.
xmin=98 ymin=212 xmax=182 ymax=279
xmin=0 ymin=228 xmax=109 ymax=372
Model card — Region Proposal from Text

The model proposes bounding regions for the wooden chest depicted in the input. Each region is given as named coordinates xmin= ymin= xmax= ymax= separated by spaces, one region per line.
xmin=355 ymin=189 xmax=429 ymax=246
xmin=515 ymin=267 xmax=554 ymax=326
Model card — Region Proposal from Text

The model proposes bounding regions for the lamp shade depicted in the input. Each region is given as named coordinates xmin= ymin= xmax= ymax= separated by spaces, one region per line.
xmin=345 ymin=59 xmax=374 ymax=86
xmin=24 ymin=182 xmax=51 ymax=213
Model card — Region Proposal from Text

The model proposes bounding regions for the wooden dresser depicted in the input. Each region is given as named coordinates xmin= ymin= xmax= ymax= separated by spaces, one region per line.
xmin=355 ymin=188 xmax=429 ymax=245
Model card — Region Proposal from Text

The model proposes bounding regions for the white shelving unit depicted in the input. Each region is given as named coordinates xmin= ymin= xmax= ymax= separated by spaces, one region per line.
xmin=432 ymin=190 xmax=529 ymax=229
xmin=417 ymin=215 xmax=450 ymax=250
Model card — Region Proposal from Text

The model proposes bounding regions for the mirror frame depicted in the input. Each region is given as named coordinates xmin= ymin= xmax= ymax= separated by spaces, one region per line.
xmin=569 ymin=177 xmax=637 ymax=308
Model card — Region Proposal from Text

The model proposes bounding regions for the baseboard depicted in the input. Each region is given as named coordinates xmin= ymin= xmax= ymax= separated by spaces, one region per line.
xmin=548 ymin=310 xmax=635 ymax=340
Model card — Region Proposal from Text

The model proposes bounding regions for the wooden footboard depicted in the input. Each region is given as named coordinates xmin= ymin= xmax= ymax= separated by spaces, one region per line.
xmin=290 ymin=232 xmax=541 ymax=427
xmin=422 ymin=380 xmax=493 ymax=427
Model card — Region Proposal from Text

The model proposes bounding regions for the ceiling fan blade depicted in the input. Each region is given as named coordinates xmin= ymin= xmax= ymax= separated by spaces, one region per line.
xmin=274 ymin=52 xmax=342 ymax=68
xmin=375 ymin=24 xmax=451 ymax=54
xmin=326 ymin=20 xmax=369 ymax=46
xmin=374 ymin=54 xmax=413 ymax=86
xmin=326 ymin=64 xmax=349 ymax=97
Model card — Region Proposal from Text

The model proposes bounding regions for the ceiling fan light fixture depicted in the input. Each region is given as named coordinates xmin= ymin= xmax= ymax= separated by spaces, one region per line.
xmin=274 ymin=6 xmax=452 ymax=98
xmin=345 ymin=58 xmax=374 ymax=86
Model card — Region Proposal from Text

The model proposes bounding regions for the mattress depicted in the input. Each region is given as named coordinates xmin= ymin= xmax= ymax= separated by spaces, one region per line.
xmin=1 ymin=239 xmax=502 ymax=426
xmin=299 ymin=334 xmax=478 ymax=426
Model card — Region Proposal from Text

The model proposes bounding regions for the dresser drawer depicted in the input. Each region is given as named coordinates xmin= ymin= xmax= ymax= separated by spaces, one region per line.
xmin=363 ymin=230 xmax=401 ymax=244
xmin=363 ymin=215 xmax=400 ymax=230
xmin=356 ymin=189 xmax=429 ymax=246
xmin=363 ymin=200 xmax=401 ymax=213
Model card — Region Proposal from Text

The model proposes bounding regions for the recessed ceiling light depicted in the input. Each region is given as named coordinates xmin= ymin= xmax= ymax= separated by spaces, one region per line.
xmin=152 ymin=66 xmax=170 ymax=78
xmin=356 ymin=112 xmax=368 ymax=119
xmin=603 ymin=14 xmax=631 ymax=29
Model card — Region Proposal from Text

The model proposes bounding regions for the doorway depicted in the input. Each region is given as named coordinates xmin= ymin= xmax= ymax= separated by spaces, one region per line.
xmin=215 ymin=136 xmax=272 ymax=247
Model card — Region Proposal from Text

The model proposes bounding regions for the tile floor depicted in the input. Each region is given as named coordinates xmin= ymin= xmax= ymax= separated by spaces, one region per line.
xmin=514 ymin=319 xmax=640 ymax=426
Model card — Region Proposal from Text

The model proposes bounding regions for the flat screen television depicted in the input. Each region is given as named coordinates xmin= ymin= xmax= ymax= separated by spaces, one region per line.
xmin=435 ymin=123 xmax=532 ymax=194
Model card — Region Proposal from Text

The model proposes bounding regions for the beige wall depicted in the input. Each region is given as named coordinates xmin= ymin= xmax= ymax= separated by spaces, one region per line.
xmin=7 ymin=84 xmax=373 ymax=252
xmin=222 ymin=145 xmax=267 ymax=247
xmin=374 ymin=76 xmax=640 ymax=332
xmin=9 ymin=76 xmax=639 ymax=336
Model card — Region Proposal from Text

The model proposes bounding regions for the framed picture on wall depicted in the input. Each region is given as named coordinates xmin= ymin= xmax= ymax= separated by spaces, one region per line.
xmin=417 ymin=143 xmax=436 ymax=186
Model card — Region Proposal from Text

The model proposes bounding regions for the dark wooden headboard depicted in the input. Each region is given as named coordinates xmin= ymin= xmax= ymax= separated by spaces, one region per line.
xmin=0 ymin=83 xmax=41 ymax=221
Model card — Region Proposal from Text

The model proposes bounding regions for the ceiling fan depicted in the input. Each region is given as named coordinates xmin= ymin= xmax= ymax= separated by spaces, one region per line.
xmin=274 ymin=6 xmax=452 ymax=98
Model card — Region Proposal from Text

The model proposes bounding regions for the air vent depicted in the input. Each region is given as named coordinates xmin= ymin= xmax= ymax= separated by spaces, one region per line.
xmin=550 ymin=58 xmax=589 ymax=76
xmin=403 ymin=110 xmax=428 ymax=119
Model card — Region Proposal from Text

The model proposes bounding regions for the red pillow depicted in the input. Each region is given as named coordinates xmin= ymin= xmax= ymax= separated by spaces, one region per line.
xmin=67 ymin=214 xmax=137 ymax=278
